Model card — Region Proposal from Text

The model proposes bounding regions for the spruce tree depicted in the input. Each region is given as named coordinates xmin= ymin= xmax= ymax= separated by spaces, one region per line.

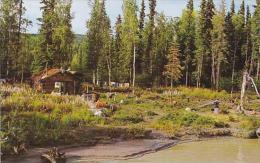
xmin=153 ymin=13 xmax=175 ymax=86
xmin=252 ymin=0 xmax=260 ymax=80
xmin=237 ymin=0 xmax=247 ymax=71
xmin=224 ymin=12 xmax=235 ymax=76
xmin=163 ymin=42 xmax=182 ymax=87
xmin=87 ymin=0 xmax=111 ymax=84
xmin=178 ymin=0 xmax=196 ymax=86
xmin=195 ymin=0 xmax=215 ymax=87
xmin=37 ymin=0 xmax=56 ymax=71
xmin=145 ymin=0 xmax=156 ymax=75
xmin=245 ymin=6 xmax=252 ymax=72
xmin=230 ymin=0 xmax=235 ymax=15
xmin=136 ymin=0 xmax=145 ymax=74
xmin=113 ymin=15 xmax=123 ymax=82
xmin=211 ymin=0 xmax=227 ymax=89
xmin=206 ymin=0 xmax=215 ymax=87
xmin=121 ymin=0 xmax=139 ymax=82
xmin=52 ymin=0 xmax=74 ymax=68
xmin=0 ymin=0 xmax=26 ymax=78
xmin=195 ymin=0 xmax=207 ymax=87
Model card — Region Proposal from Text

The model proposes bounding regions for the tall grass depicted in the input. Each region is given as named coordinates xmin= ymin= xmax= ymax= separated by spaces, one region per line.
xmin=178 ymin=87 xmax=230 ymax=100
xmin=1 ymin=85 xmax=102 ymax=155
xmin=152 ymin=111 xmax=227 ymax=134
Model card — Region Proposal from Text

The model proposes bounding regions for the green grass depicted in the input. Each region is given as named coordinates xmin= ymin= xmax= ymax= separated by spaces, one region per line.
xmin=152 ymin=111 xmax=227 ymax=132
xmin=112 ymin=108 xmax=144 ymax=124
xmin=178 ymin=87 xmax=230 ymax=100
xmin=1 ymin=84 xmax=260 ymax=156
xmin=1 ymin=85 xmax=103 ymax=155
xmin=239 ymin=116 xmax=260 ymax=131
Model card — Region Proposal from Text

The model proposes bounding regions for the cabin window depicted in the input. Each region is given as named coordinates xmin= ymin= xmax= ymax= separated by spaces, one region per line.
xmin=55 ymin=82 xmax=65 ymax=93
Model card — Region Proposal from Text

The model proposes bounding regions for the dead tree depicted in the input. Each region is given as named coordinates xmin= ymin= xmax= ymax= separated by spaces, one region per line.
xmin=237 ymin=71 xmax=260 ymax=112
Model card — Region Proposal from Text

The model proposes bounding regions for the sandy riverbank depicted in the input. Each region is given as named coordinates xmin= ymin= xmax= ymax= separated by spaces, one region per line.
xmin=3 ymin=126 xmax=258 ymax=163
xmin=2 ymin=139 xmax=178 ymax=163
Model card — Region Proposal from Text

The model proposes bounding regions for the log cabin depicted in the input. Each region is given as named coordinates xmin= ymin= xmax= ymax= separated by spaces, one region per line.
xmin=32 ymin=68 xmax=81 ymax=95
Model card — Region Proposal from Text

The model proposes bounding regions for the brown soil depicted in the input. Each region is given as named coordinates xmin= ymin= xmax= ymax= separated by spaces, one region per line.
xmin=2 ymin=139 xmax=178 ymax=163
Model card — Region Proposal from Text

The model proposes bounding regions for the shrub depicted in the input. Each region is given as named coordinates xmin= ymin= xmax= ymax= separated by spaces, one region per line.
xmin=112 ymin=109 xmax=143 ymax=124
xmin=240 ymin=117 xmax=260 ymax=131
xmin=156 ymin=111 xmax=226 ymax=131
xmin=61 ymin=108 xmax=101 ymax=127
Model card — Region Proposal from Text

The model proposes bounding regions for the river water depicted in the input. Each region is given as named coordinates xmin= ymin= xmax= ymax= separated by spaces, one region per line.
xmin=68 ymin=138 xmax=260 ymax=163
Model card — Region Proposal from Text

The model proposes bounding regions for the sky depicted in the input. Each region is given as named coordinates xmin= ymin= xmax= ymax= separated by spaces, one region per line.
xmin=23 ymin=0 xmax=256 ymax=34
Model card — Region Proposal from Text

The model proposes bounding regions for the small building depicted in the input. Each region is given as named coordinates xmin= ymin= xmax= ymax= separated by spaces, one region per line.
xmin=32 ymin=68 xmax=81 ymax=95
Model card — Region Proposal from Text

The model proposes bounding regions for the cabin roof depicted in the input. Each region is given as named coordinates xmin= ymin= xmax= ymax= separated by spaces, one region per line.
xmin=32 ymin=68 xmax=80 ymax=82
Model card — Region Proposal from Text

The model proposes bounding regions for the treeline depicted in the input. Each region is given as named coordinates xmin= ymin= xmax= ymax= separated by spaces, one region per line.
xmin=0 ymin=0 xmax=259 ymax=91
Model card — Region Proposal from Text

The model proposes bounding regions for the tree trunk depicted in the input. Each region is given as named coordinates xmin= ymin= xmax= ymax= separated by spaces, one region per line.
xmin=231 ymin=43 xmax=237 ymax=96
xmin=211 ymin=53 xmax=216 ymax=89
xmin=249 ymin=51 xmax=254 ymax=76
xmin=216 ymin=61 xmax=221 ymax=90
xmin=196 ymin=64 xmax=202 ymax=88
xmin=107 ymin=61 xmax=111 ymax=92
xmin=231 ymin=61 xmax=235 ymax=95
xmin=96 ymin=68 xmax=99 ymax=86
xmin=21 ymin=64 xmax=24 ymax=83
xmin=238 ymin=71 xmax=247 ymax=112
xmin=256 ymin=58 xmax=260 ymax=81
xmin=106 ymin=44 xmax=112 ymax=92
xmin=132 ymin=44 xmax=136 ymax=94
xmin=185 ymin=62 xmax=189 ymax=87
xmin=92 ymin=70 xmax=96 ymax=85
xmin=170 ymin=77 xmax=173 ymax=105
xmin=196 ymin=58 xmax=202 ymax=88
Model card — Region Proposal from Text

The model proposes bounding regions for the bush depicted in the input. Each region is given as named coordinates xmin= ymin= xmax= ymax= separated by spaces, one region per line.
xmin=240 ymin=117 xmax=260 ymax=131
xmin=61 ymin=108 xmax=101 ymax=127
xmin=112 ymin=109 xmax=144 ymax=124
xmin=156 ymin=111 xmax=226 ymax=130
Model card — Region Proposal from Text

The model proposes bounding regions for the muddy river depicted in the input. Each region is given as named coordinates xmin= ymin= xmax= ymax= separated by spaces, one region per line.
xmin=68 ymin=138 xmax=260 ymax=163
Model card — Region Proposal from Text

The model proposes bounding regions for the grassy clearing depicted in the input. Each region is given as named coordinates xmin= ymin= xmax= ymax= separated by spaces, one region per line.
xmin=1 ymin=85 xmax=259 ymax=156
xmin=178 ymin=87 xmax=230 ymax=100
xmin=151 ymin=111 xmax=228 ymax=135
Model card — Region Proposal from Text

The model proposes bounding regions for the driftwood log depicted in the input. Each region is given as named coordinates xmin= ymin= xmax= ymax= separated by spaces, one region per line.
xmin=41 ymin=147 xmax=65 ymax=163
xmin=195 ymin=100 xmax=220 ymax=114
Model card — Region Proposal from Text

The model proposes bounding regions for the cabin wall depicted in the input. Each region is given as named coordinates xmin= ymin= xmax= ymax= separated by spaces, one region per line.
xmin=34 ymin=73 xmax=81 ymax=94
xmin=41 ymin=81 xmax=79 ymax=94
